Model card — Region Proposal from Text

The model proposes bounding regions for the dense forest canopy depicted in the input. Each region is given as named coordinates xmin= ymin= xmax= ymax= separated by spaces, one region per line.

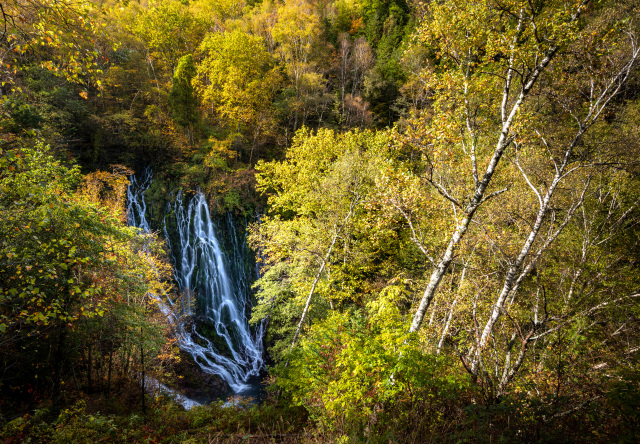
xmin=1 ymin=0 xmax=640 ymax=442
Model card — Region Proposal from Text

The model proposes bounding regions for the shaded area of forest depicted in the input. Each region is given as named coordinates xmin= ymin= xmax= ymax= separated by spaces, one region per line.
xmin=1 ymin=0 xmax=640 ymax=442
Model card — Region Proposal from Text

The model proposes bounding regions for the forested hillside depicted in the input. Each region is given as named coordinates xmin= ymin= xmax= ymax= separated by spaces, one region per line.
xmin=1 ymin=0 xmax=640 ymax=442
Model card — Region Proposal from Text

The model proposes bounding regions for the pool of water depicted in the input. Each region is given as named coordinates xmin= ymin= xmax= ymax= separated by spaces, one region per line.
xmin=225 ymin=374 xmax=268 ymax=406
xmin=152 ymin=372 xmax=268 ymax=409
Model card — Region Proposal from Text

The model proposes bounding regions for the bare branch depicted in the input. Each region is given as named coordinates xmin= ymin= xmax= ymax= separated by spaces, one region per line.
xmin=424 ymin=176 xmax=464 ymax=209
xmin=479 ymin=187 xmax=509 ymax=206
xmin=514 ymin=146 xmax=543 ymax=207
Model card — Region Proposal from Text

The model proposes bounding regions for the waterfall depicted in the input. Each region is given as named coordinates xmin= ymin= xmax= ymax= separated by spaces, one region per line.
xmin=127 ymin=169 xmax=265 ymax=393
xmin=126 ymin=168 xmax=152 ymax=233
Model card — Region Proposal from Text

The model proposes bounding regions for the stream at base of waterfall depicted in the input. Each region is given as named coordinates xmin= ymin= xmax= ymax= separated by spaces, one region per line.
xmin=127 ymin=169 xmax=266 ymax=408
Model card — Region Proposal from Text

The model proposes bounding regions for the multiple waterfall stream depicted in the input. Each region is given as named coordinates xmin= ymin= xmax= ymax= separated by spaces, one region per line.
xmin=127 ymin=169 xmax=265 ymax=394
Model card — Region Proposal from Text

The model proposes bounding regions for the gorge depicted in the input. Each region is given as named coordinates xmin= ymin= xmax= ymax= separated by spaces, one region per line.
xmin=127 ymin=169 xmax=265 ymax=397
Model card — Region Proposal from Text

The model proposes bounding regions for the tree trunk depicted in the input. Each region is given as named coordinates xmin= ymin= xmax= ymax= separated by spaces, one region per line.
xmin=87 ymin=340 xmax=93 ymax=394
xmin=52 ymin=328 xmax=67 ymax=418
xmin=141 ymin=327 xmax=146 ymax=414
xmin=290 ymin=193 xmax=361 ymax=351
xmin=289 ymin=234 xmax=337 ymax=350
xmin=107 ymin=349 xmax=113 ymax=399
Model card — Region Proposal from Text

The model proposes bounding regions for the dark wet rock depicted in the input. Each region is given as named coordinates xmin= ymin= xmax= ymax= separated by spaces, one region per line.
xmin=170 ymin=351 xmax=231 ymax=403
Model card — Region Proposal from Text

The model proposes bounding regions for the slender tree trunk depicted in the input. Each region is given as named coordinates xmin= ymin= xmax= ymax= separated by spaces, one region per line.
xmin=72 ymin=366 xmax=80 ymax=391
xmin=409 ymin=205 xmax=482 ymax=333
xmin=476 ymin=167 xmax=568 ymax=352
xmin=107 ymin=349 xmax=113 ymax=399
xmin=289 ymin=234 xmax=338 ymax=350
xmin=289 ymin=195 xmax=361 ymax=351
xmin=141 ymin=327 xmax=146 ymax=414
xmin=437 ymin=264 xmax=467 ymax=354
xmin=97 ymin=332 xmax=104 ymax=393
xmin=123 ymin=339 xmax=131 ymax=379
xmin=52 ymin=328 xmax=67 ymax=418
xmin=87 ymin=340 xmax=93 ymax=394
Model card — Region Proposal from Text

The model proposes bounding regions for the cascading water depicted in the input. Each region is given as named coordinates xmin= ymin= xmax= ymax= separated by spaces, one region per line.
xmin=126 ymin=169 xmax=152 ymax=233
xmin=127 ymin=169 xmax=265 ymax=393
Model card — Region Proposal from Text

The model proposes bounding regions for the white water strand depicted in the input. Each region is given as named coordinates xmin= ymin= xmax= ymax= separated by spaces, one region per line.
xmin=127 ymin=172 xmax=265 ymax=393
xmin=144 ymin=376 xmax=201 ymax=410
xmin=126 ymin=167 xmax=152 ymax=233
